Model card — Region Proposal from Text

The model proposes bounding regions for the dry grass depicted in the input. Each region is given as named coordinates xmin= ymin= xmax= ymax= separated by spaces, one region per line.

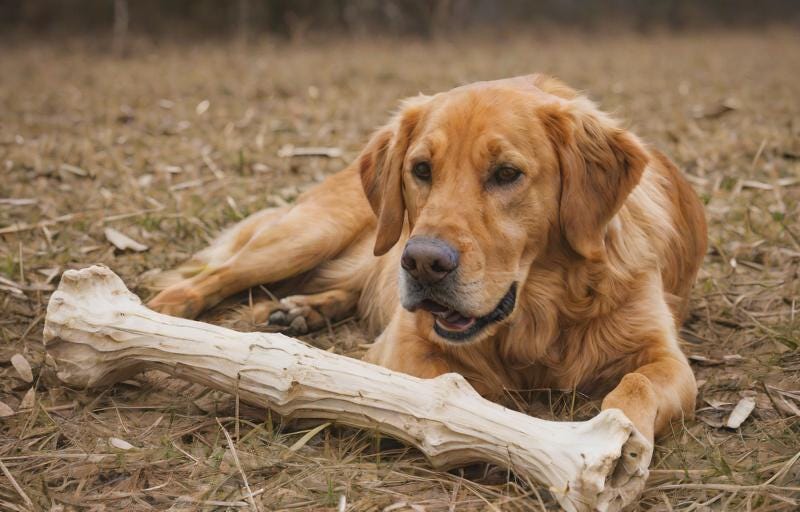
xmin=1 ymin=30 xmax=799 ymax=511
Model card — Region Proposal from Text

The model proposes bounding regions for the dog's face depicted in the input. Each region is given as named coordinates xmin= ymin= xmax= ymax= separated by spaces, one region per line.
xmin=359 ymin=75 xmax=648 ymax=344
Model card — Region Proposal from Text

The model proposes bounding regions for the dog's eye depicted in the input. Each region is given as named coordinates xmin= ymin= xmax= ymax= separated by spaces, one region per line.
xmin=412 ymin=161 xmax=432 ymax=182
xmin=493 ymin=166 xmax=522 ymax=185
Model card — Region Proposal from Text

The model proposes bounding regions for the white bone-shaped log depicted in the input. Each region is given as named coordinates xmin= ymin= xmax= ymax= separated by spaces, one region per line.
xmin=43 ymin=266 xmax=651 ymax=512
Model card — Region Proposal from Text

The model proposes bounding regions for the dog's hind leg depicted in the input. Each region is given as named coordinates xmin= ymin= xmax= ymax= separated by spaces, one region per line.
xmin=148 ymin=167 xmax=373 ymax=318
xmin=147 ymin=206 xmax=290 ymax=291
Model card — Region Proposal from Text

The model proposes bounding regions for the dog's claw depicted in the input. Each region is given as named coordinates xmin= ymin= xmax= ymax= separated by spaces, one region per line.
xmin=269 ymin=310 xmax=288 ymax=325
xmin=288 ymin=316 xmax=308 ymax=334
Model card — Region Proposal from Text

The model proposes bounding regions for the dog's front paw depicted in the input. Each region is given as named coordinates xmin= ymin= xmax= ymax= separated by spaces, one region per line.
xmin=267 ymin=297 xmax=327 ymax=335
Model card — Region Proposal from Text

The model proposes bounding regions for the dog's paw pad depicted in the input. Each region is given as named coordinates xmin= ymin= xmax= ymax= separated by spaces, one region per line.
xmin=288 ymin=316 xmax=308 ymax=334
xmin=268 ymin=310 xmax=289 ymax=325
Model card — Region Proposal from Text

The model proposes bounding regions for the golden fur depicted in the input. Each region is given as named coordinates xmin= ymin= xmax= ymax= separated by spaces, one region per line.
xmin=149 ymin=75 xmax=707 ymax=441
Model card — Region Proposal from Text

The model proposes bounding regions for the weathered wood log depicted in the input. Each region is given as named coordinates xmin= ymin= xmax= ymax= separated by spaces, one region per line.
xmin=43 ymin=265 xmax=651 ymax=511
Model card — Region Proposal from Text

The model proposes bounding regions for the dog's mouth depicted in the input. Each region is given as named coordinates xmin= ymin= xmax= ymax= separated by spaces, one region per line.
xmin=418 ymin=301 xmax=478 ymax=331
xmin=412 ymin=283 xmax=518 ymax=342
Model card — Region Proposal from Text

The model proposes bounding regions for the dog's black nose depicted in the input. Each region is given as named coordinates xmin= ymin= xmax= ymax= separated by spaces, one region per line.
xmin=401 ymin=237 xmax=459 ymax=284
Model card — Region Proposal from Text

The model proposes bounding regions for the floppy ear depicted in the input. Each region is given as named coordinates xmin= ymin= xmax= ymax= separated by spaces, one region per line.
xmin=358 ymin=101 xmax=424 ymax=256
xmin=540 ymin=100 xmax=649 ymax=261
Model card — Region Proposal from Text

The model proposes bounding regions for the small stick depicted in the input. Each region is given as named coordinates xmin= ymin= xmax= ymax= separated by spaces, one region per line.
xmin=217 ymin=418 xmax=260 ymax=512
xmin=0 ymin=213 xmax=77 ymax=235
xmin=0 ymin=458 xmax=34 ymax=508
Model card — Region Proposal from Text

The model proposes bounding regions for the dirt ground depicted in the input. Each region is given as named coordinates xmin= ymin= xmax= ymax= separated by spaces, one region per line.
xmin=1 ymin=30 xmax=799 ymax=511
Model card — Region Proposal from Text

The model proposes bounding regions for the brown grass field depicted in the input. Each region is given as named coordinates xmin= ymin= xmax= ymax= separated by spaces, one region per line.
xmin=1 ymin=30 xmax=799 ymax=511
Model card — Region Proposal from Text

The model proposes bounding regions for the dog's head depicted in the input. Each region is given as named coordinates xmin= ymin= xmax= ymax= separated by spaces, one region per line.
xmin=359 ymin=75 xmax=648 ymax=344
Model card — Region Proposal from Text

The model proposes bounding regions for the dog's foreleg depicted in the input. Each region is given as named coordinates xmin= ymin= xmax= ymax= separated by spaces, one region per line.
xmin=364 ymin=313 xmax=452 ymax=378
xmin=601 ymin=349 xmax=696 ymax=441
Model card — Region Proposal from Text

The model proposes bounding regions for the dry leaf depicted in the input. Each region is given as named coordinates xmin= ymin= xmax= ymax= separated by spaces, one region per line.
xmin=104 ymin=227 xmax=149 ymax=252
xmin=11 ymin=353 xmax=33 ymax=382
xmin=0 ymin=401 xmax=14 ymax=417
xmin=726 ymin=397 xmax=756 ymax=428
xmin=196 ymin=99 xmax=210 ymax=115
xmin=19 ymin=388 xmax=35 ymax=409
xmin=109 ymin=437 xmax=135 ymax=450
xmin=765 ymin=385 xmax=800 ymax=418
xmin=772 ymin=395 xmax=800 ymax=417
xmin=704 ymin=398 xmax=732 ymax=409
xmin=80 ymin=245 xmax=102 ymax=254
xmin=0 ymin=198 xmax=37 ymax=206
xmin=193 ymin=390 xmax=230 ymax=413
xmin=697 ymin=414 xmax=726 ymax=429
xmin=689 ymin=354 xmax=742 ymax=366
xmin=59 ymin=163 xmax=89 ymax=177
xmin=277 ymin=144 xmax=343 ymax=158
xmin=384 ymin=502 xmax=426 ymax=512
xmin=688 ymin=354 xmax=722 ymax=366
xmin=692 ymin=98 xmax=739 ymax=119
xmin=285 ymin=422 xmax=330 ymax=455
xmin=38 ymin=267 xmax=61 ymax=284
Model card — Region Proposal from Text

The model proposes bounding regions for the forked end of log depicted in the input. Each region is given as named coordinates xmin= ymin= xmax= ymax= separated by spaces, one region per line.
xmin=43 ymin=265 xmax=652 ymax=512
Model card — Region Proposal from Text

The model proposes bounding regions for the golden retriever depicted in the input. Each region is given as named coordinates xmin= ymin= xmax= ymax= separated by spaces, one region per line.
xmin=149 ymin=74 xmax=707 ymax=442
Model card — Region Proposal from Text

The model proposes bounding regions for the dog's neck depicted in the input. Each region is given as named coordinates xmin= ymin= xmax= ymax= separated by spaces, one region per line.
xmin=445 ymin=196 xmax=663 ymax=395
xmin=432 ymin=168 xmax=677 ymax=395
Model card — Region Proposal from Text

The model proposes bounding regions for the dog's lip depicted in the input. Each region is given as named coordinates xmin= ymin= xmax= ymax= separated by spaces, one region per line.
xmin=414 ymin=299 xmax=477 ymax=331
xmin=411 ymin=283 xmax=518 ymax=341
xmin=431 ymin=308 xmax=478 ymax=332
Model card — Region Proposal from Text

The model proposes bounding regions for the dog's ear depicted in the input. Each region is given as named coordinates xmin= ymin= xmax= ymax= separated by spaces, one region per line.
xmin=359 ymin=98 xmax=426 ymax=256
xmin=540 ymin=99 xmax=649 ymax=261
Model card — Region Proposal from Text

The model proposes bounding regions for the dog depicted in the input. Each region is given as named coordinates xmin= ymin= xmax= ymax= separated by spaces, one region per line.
xmin=148 ymin=74 xmax=707 ymax=442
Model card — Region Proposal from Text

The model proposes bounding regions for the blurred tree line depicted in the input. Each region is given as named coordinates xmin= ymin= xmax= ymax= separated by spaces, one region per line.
xmin=2 ymin=0 xmax=798 ymax=41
